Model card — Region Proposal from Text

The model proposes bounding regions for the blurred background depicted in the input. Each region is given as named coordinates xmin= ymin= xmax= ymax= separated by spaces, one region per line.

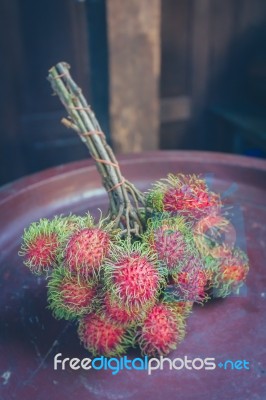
xmin=0 ymin=0 xmax=266 ymax=186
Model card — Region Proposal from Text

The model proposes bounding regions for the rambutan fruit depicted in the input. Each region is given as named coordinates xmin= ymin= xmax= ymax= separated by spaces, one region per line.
xmin=143 ymin=214 xmax=195 ymax=273
xmin=151 ymin=227 xmax=185 ymax=269
xmin=193 ymin=215 xmax=236 ymax=258
xmin=166 ymin=299 xmax=193 ymax=317
xmin=163 ymin=282 xmax=194 ymax=316
xmin=102 ymin=292 xmax=143 ymax=327
xmin=19 ymin=217 xmax=65 ymax=274
xmin=104 ymin=240 xmax=166 ymax=312
xmin=61 ymin=215 xmax=116 ymax=277
xmin=146 ymin=174 xmax=221 ymax=220
xmin=203 ymin=245 xmax=233 ymax=285
xmin=211 ymin=247 xmax=249 ymax=297
xmin=137 ymin=302 xmax=185 ymax=356
xmin=172 ymin=257 xmax=209 ymax=302
xmin=56 ymin=213 xmax=93 ymax=234
xmin=47 ymin=267 xmax=97 ymax=320
xmin=78 ymin=313 xmax=132 ymax=356
xmin=19 ymin=214 xmax=93 ymax=275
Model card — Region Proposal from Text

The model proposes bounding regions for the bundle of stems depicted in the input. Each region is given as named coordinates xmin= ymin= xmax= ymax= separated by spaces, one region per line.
xmin=48 ymin=62 xmax=145 ymax=238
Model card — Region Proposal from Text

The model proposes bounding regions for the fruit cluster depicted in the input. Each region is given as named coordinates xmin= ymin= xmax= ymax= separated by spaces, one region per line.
xmin=19 ymin=174 xmax=249 ymax=357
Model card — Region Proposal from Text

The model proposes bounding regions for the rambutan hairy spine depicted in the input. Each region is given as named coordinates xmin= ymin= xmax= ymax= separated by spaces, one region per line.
xmin=78 ymin=313 xmax=133 ymax=357
xmin=143 ymin=213 xmax=197 ymax=273
xmin=47 ymin=267 xmax=97 ymax=320
xmin=210 ymin=247 xmax=249 ymax=297
xmin=19 ymin=217 xmax=65 ymax=275
xmin=60 ymin=216 xmax=118 ymax=277
xmin=136 ymin=302 xmax=186 ymax=356
xmin=146 ymin=173 xmax=221 ymax=220
xmin=101 ymin=292 xmax=144 ymax=327
xmin=103 ymin=240 xmax=167 ymax=312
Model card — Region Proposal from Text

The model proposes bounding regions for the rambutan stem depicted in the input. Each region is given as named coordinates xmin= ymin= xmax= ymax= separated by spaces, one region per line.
xmin=47 ymin=62 xmax=145 ymax=238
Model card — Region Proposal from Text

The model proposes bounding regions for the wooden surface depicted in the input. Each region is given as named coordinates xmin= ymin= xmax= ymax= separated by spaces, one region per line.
xmin=107 ymin=0 xmax=161 ymax=152
xmin=0 ymin=0 xmax=92 ymax=185
xmin=1 ymin=0 xmax=266 ymax=185
xmin=160 ymin=0 xmax=266 ymax=150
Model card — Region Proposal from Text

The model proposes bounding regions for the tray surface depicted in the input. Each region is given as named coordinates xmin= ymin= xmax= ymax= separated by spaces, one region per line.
xmin=0 ymin=151 xmax=265 ymax=400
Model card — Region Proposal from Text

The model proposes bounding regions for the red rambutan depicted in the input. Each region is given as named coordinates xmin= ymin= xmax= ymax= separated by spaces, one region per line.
xmin=65 ymin=227 xmax=110 ymax=276
xmin=193 ymin=215 xmax=236 ymax=258
xmin=102 ymin=293 xmax=141 ymax=327
xmin=221 ymin=264 xmax=247 ymax=282
xmin=172 ymin=260 xmax=209 ymax=302
xmin=104 ymin=241 xmax=165 ymax=311
xmin=151 ymin=227 xmax=186 ymax=268
xmin=78 ymin=313 xmax=132 ymax=356
xmin=211 ymin=247 xmax=249 ymax=297
xmin=26 ymin=234 xmax=58 ymax=268
xmin=167 ymin=300 xmax=194 ymax=317
xmin=47 ymin=267 xmax=97 ymax=320
xmin=137 ymin=303 xmax=185 ymax=356
xmin=19 ymin=218 xmax=62 ymax=274
xmin=147 ymin=174 xmax=221 ymax=220
xmin=143 ymin=214 xmax=195 ymax=273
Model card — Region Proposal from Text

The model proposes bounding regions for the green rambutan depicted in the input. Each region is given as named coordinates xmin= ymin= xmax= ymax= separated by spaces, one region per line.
xmin=47 ymin=267 xmax=97 ymax=320
xmin=146 ymin=174 xmax=221 ymax=220
xmin=137 ymin=302 xmax=185 ymax=356
xmin=78 ymin=313 xmax=132 ymax=356
xmin=104 ymin=240 xmax=166 ymax=312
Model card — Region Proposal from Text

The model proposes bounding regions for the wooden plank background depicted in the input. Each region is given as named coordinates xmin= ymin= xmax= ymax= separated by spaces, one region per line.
xmin=107 ymin=0 xmax=161 ymax=153
xmin=0 ymin=0 xmax=266 ymax=184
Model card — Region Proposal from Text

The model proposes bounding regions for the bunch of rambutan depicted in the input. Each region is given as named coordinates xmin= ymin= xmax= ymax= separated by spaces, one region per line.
xmin=23 ymin=62 xmax=249 ymax=357
xmin=19 ymin=172 xmax=249 ymax=358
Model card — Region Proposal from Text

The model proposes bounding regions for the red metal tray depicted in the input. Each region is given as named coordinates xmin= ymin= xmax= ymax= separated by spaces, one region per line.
xmin=0 ymin=151 xmax=265 ymax=400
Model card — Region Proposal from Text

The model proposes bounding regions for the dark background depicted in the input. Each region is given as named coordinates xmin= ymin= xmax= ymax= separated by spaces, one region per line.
xmin=0 ymin=0 xmax=266 ymax=186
